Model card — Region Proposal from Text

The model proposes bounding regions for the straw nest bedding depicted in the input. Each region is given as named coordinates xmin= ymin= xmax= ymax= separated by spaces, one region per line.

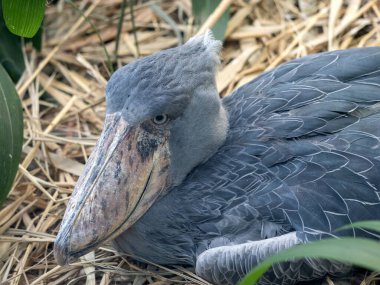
xmin=1 ymin=0 xmax=380 ymax=284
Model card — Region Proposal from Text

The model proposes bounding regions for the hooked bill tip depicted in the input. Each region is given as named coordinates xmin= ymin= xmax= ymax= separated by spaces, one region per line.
xmin=54 ymin=234 xmax=72 ymax=266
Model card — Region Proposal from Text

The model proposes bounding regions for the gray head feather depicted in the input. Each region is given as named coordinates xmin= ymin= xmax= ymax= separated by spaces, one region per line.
xmin=106 ymin=31 xmax=222 ymax=123
xmin=105 ymin=31 xmax=227 ymax=188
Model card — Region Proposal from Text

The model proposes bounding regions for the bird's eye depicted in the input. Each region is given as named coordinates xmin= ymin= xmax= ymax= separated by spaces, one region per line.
xmin=152 ymin=114 xmax=169 ymax=125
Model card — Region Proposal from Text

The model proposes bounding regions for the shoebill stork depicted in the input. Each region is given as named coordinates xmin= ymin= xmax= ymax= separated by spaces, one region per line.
xmin=54 ymin=32 xmax=380 ymax=284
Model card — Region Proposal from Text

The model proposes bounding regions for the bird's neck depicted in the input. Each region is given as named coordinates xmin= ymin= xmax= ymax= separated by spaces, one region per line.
xmin=168 ymin=88 xmax=229 ymax=187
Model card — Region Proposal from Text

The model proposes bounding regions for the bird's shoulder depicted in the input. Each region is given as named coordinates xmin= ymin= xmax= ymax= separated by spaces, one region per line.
xmin=223 ymin=47 xmax=380 ymax=133
xmin=191 ymin=47 xmax=380 ymax=237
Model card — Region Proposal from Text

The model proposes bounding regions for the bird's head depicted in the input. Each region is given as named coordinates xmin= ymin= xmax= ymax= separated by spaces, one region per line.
xmin=54 ymin=31 xmax=228 ymax=265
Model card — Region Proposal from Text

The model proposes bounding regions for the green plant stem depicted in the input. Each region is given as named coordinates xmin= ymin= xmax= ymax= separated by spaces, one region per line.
xmin=114 ymin=0 xmax=127 ymax=61
xmin=66 ymin=0 xmax=114 ymax=74
xmin=129 ymin=0 xmax=140 ymax=57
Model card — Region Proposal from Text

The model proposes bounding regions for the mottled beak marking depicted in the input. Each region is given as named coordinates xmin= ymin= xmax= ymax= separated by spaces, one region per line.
xmin=54 ymin=113 xmax=170 ymax=265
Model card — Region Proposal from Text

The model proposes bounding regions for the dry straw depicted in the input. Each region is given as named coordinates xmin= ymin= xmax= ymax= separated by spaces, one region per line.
xmin=1 ymin=0 xmax=380 ymax=284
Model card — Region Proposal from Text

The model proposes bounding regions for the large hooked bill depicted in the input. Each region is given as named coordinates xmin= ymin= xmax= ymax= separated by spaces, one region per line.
xmin=54 ymin=113 xmax=170 ymax=265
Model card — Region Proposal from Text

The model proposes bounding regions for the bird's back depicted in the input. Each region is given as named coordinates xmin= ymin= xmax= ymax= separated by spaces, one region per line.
xmin=221 ymin=47 xmax=380 ymax=240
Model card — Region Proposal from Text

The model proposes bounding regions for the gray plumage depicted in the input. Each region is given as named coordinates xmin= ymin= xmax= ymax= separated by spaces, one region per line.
xmin=104 ymin=34 xmax=380 ymax=284
xmin=106 ymin=35 xmax=228 ymax=186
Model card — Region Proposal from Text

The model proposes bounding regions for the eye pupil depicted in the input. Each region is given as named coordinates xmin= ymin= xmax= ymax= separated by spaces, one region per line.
xmin=153 ymin=114 xmax=168 ymax=125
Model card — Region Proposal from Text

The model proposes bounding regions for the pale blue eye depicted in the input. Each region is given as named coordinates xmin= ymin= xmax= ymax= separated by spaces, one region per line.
xmin=153 ymin=114 xmax=168 ymax=125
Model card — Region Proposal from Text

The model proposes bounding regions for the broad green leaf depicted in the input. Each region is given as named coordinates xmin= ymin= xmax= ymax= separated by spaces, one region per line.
xmin=239 ymin=238 xmax=380 ymax=285
xmin=0 ymin=65 xmax=23 ymax=204
xmin=192 ymin=0 xmax=230 ymax=41
xmin=2 ymin=0 xmax=45 ymax=38
xmin=0 ymin=2 xmax=24 ymax=82
xmin=337 ymin=220 xmax=380 ymax=233
xmin=26 ymin=24 xmax=43 ymax=52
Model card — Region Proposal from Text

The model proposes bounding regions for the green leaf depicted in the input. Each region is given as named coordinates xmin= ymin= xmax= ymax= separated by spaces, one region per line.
xmin=336 ymin=220 xmax=380 ymax=233
xmin=0 ymin=2 xmax=25 ymax=82
xmin=0 ymin=65 xmax=23 ymax=204
xmin=239 ymin=238 xmax=380 ymax=285
xmin=192 ymin=0 xmax=230 ymax=41
xmin=26 ymin=23 xmax=43 ymax=52
xmin=2 ymin=0 xmax=45 ymax=38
